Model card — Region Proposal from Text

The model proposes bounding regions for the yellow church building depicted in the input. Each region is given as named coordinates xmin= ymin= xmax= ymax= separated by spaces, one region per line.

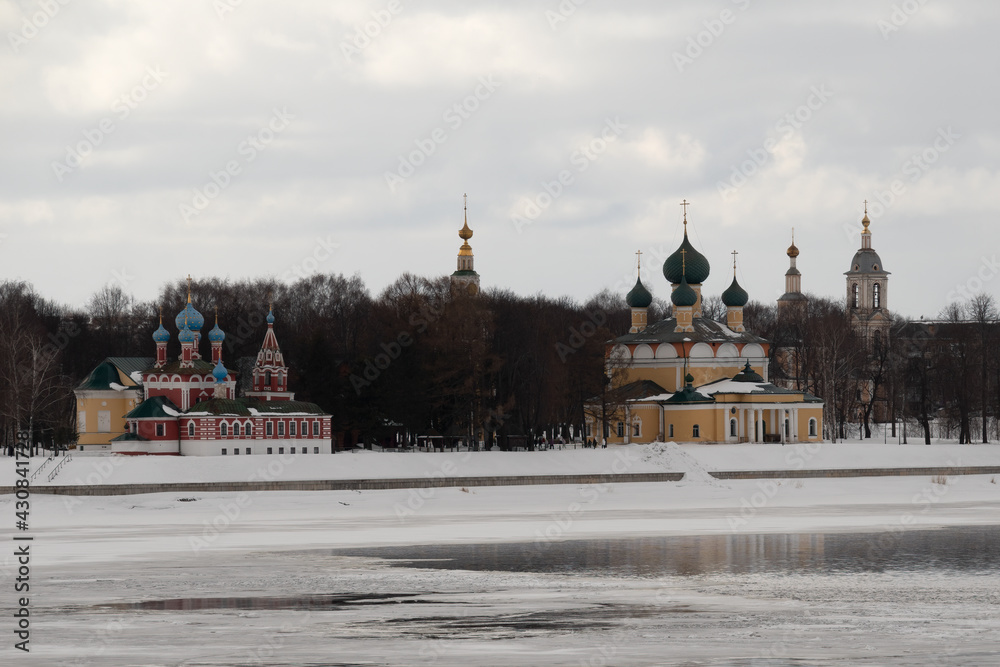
xmin=588 ymin=204 xmax=824 ymax=445
xmin=74 ymin=357 xmax=151 ymax=452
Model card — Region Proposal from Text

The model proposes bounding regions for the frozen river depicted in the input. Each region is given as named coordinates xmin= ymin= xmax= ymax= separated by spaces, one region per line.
xmin=6 ymin=454 xmax=1000 ymax=665
xmin=336 ymin=525 xmax=1000 ymax=576
xmin=19 ymin=526 xmax=1000 ymax=666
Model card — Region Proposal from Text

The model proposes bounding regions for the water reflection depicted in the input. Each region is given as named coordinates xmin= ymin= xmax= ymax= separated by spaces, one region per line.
xmin=99 ymin=592 xmax=421 ymax=611
xmin=335 ymin=526 xmax=1000 ymax=577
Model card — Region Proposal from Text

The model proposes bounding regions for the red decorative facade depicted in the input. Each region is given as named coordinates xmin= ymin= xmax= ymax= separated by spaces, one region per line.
xmin=111 ymin=288 xmax=332 ymax=456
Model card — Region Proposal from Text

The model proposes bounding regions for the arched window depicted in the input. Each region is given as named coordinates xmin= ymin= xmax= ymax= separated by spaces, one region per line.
xmin=233 ymin=423 xmax=240 ymax=437
xmin=265 ymin=370 xmax=272 ymax=385
xmin=220 ymin=422 xmax=228 ymax=437
xmin=852 ymin=284 xmax=859 ymax=308
xmin=874 ymin=329 xmax=883 ymax=355
xmin=730 ymin=419 xmax=737 ymax=437
xmin=187 ymin=422 xmax=194 ymax=437
xmin=246 ymin=423 xmax=253 ymax=437
xmin=692 ymin=424 xmax=700 ymax=438
xmin=873 ymin=283 xmax=881 ymax=309
xmin=809 ymin=418 xmax=818 ymax=437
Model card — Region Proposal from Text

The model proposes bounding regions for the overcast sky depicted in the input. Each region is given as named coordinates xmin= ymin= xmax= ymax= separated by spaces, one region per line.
xmin=1 ymin=0 xmax=997 ymax=319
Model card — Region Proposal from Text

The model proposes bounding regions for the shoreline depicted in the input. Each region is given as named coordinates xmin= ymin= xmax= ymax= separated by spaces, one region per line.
xmin=5 ymin=464 xmax=1000 ymax=496
xmin=13 ymin=473 xmax=1000 ymax=567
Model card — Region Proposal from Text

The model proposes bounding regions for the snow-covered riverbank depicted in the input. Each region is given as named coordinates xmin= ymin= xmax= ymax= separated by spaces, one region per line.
xmin=4 ymin=442 xmax=1000 ymax=665
xmin=8 ymin=440 xmax=1000 ymax=488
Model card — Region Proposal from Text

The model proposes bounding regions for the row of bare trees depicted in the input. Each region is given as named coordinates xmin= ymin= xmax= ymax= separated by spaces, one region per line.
xmin=2 ymin=272 xmax=997 ymax=450
xmin=758 ymin=293 xmax=1000 ymax=444
xmin=0 ymin=275 xmax=640 ymax=451
xmin=0 ymin=282 xmax=77 ymax=452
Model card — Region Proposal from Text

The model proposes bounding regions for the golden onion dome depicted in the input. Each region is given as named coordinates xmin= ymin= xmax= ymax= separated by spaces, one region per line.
xmin=459 ymin=219 xmax=473 ymax=241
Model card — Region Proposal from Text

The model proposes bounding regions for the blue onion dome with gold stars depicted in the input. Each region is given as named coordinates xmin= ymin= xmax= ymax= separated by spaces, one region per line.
xmin=626 ymin=276 xmax=653 ymax=308
xmin=671 ymin=274 xmax=698 ymax=307
xmin=722 ymin=275 xmax=749 ymax=307
xmin=175 ymin=302 xmax=204 ymax=332
xmin=178 ymin=325 xmax=196 ymax=344
xmin=208 ymin=321 xmax=225 ymax=343
xmin=212 ymin=359 xmax=227 ymax=383
xmin=664 ymin=205 xmax=710 ymax=284
xmin=152 ymin=321 xmax=170 ymax=343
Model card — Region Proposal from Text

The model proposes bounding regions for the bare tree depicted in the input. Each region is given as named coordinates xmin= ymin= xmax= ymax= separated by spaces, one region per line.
xmin=0 ymin=282 xmax=72 ymax=453
xmin=702 ymin=295 xmax=726 ymax=323
xmin=583 ymin=344 xmax=632 ymax=444
xmin=967 ymin=293 xmax=996 ymax=443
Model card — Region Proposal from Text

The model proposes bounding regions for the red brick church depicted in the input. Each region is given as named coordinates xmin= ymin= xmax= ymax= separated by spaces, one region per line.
xmin=108 ymin=285 xmax=332 ymax=456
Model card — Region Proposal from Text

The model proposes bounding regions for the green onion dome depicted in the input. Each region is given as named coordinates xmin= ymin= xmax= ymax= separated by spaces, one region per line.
xmin=625 ymin=276 xmax=653 ymax=308
xmin=671 ymin=275 xmax=698 ymax=307
xmin=721 ymin=275 xmax=749 ymax=307
xmin=663 ymin=232 xmax=710 ymax=285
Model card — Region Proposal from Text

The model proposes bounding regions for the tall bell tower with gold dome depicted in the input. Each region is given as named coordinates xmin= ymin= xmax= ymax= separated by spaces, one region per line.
xmin=451 ymin=193 xmax=481 ymax=295
xmin=777 ymin=229 xmax=808 ymax=314
xmin=846 ymin=202 xmax=890 ymax=344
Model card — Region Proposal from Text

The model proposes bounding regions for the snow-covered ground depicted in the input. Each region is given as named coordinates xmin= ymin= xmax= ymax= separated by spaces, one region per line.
xmin=3 ymin=442 xmax=999 ymax=665
xmin=9 ymin=440 xmax=1000 ymax=487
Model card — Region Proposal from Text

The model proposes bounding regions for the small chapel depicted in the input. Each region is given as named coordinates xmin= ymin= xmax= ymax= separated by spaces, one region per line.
xmin=588 ymin=202 xmax=825 ymax=445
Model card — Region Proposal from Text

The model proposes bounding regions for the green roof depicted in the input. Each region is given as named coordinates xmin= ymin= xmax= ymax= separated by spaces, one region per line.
xmin=664 ymin=385 xmax=714 ymax=404
xmin=107 ymin=357 xmax=155 ymax=379
xmin=184 ymin=398 xmax=329 ymax=417
xmin=185 ymin=398 xmax=253 ymax=416
xmin=451 ymin=270 xmax=480 ymax=277
xmin=125 ymin=396 xmax=181 ymax=419
xmin=242 ymin=399 xmax=329 ymax=415
xmin=614 ymin=316 xmax=768 ymax=346
xmin=77 ymin=361 xmax=122 ymax=390
xmin=732 ymin=360 xmax=764 ymax=382
xmin=110 ymin=432 xmax=150 ymax=442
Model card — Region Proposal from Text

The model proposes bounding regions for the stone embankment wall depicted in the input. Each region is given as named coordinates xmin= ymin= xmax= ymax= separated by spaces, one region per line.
xmin=4 ymin=467 xmax=1000 ymax=496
